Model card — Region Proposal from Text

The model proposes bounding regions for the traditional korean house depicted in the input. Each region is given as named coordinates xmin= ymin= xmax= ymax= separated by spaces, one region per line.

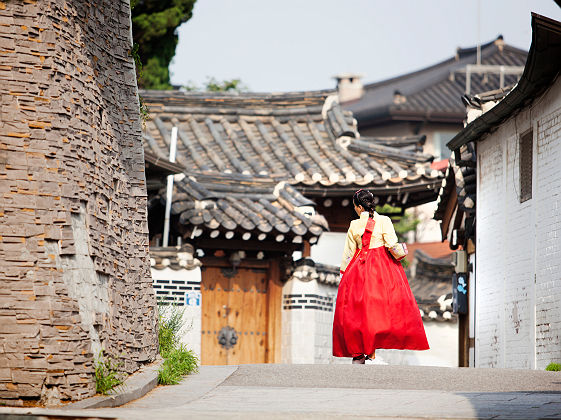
xmin=141 ymin=89 xmax=443 ymax=364
xmin=436 ymin=13 xmax=561 ymax=369
xmin=339 ymin=36 xmax=527 ymax=161
xmin=336 ymin=37 xmax=528 ymax=243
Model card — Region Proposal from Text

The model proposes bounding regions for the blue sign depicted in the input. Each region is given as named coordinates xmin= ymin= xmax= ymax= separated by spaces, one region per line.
xmin=185 ymin=291 xmax=201 ymax=306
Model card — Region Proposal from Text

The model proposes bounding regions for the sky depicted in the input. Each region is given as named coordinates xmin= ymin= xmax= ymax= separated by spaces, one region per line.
xmin=169 ymin=0 xmax=561 ymax=93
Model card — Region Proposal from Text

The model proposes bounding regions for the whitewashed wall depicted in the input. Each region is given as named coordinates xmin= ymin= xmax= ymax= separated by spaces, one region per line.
xmin=475 ymin=78 xmax=561 ymax=369
xmin=377 ymin=322 xmax=458 ymax=367
xmin=311 ymin=232 xmax=346 ymax=266
xmin=151 ymin=266 xmax=202 ymax=359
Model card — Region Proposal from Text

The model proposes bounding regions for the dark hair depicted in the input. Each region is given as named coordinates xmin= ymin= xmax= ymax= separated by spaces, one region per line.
xmin=353 ymin=189 xmax=376 ymax=218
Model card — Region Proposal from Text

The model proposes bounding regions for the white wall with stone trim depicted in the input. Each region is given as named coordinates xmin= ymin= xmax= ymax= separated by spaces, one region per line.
xmin=281 ymin=270 xmax=344 ymax=364
xmin=151 ymin=266 xmax=202 ymax=359
xmin=475 ymin=76 xmax=561 ymax=369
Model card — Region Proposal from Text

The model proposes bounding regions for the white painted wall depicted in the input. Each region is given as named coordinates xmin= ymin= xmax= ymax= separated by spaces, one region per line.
xmin=475 ymin=77 xmax=561 ymax=369
xmin=310 ymin=232 xmax=346 ymax=266
xmin=151 ymin=266 xmax=202 ymax=359
xmin=376 ymin=322 xmax=458 ymax=367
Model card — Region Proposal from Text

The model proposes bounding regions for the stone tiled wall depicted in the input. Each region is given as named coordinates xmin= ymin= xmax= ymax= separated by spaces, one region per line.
xmin=0 ymin=0 xmax=158 ymax=405
xmin=475 ymin=78 xmax=561 ymax=369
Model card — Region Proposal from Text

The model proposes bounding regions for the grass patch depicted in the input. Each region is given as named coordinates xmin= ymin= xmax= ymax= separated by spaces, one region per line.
xmin=95 ymin=350 xmax=126 ymax=395
xmin=546 ymin=363 xmax=561 ymax=371
xmin=157 ymin=301 xmax=199 ymax=385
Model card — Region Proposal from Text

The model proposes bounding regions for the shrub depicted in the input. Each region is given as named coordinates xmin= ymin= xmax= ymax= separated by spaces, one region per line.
xmin=157 ymin=300 xmax=185 ymax=356
xmin=95 ymin=351 xmax=126 ymax=395
xmin=157 ymin=301 xmax=199 ymax=385
xmin=157 ymin=345 xmax=199 ymax=385
xmin=546 ymin=363 xmax=561 ymax=371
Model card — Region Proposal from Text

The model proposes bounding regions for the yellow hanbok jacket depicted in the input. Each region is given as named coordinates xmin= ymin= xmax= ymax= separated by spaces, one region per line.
xmin=340 ymin=212 xmax=399 ymax=274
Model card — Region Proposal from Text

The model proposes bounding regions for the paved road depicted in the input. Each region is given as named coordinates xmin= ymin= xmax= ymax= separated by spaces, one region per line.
xmin=2 ymin=364 xmax=561 ymax=419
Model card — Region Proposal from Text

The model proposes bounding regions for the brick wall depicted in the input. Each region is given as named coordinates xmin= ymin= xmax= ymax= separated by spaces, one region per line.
xmin=0 ymin=0 xmax=158 ymax=405
xmin=534 ymin=103 xmax=561 ymax=369
xmin=475 ymin=78 xmax=561 ymax=369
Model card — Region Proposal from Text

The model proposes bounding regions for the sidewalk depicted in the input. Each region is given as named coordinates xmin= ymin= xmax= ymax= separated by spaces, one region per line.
xmin=1 ymin=364 xmax=561 ymax=419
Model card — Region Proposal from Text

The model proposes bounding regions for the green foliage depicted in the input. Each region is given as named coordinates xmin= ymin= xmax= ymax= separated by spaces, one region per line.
xmin=376 ymin=204 xmax=420 ymax=242
xmin=95 ymin=351 xmax=127 ymax=395
xmin=158 ymin=344 xmax=199 ymax=385
xmin=205 ymin=77 xmax=248 ymax=93
xmin=546 ymin=362 xmax=561 ymax=371
xmin=183 ymin=77 xmax=249 ymax=93
xmin=157 ymin=301 xmax=199 ymax=385
xmin=158 ymin=301 xmax=186 ymax=356
xmin=131 ymin=0 xmax=196 ymax=90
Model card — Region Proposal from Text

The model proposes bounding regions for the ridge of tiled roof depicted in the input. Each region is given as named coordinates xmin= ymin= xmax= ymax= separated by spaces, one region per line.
xmin=141 ymin=89 xmax=333 ymax=113
xmin=142 ymin=91 xmax=442 ymax=207
xmin=346 ymin=37 xmax=527 ymax=126
xmin=149 ymin=245 xmax=201 ymax=271
xmin=291 ymin=258 xmax=340 ymax=286
xmin=156 ymin=172 xmax=329 ymax=243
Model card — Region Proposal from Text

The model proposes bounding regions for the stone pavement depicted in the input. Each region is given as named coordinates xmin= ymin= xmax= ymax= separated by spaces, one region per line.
xmin=1 ymin=364 xmax=561 ymax=419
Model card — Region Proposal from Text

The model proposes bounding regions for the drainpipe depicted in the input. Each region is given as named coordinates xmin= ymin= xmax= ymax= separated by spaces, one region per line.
xmin=162 ymin=126 xmax=178 ymax=247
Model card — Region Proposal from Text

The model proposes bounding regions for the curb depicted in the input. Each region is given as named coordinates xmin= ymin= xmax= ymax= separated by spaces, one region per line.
xmin=62 ymin=358 xmax=163 ymax=409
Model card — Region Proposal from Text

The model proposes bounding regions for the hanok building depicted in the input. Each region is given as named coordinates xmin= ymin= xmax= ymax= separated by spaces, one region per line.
xmin=141 ymin=90 xmax=443 ymax=365
xmin=336 ymin=37 xmax=528 ymax=243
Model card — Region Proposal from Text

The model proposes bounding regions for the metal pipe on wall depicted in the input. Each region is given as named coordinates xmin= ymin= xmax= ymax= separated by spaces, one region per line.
xmin=163 ymin=126 xmax=178 ymax=247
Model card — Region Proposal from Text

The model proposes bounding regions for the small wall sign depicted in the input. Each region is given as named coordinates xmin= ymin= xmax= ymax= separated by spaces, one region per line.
xmin=185 ymin=291 xmax=201 ymax=306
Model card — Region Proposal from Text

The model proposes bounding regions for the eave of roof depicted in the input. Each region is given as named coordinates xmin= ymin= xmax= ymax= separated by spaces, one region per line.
xmin=447 ymin=13 xmax=561 ymax=151
xmin=161 ymin=172 xmax=329 ymax=241
xmin=346 ymin=38 xmax=527 ymax=126
xmin=144 ymin=149 xmax=185 ymax=175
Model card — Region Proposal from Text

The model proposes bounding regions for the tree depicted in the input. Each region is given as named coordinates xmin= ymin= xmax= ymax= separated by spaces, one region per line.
xmin=376 ymin=204 xmax=420 ymax=242
xmin=131 ymin=0 xmax=196 ymax=90
xmin=183 ymin=77 xmax=249 ymax=93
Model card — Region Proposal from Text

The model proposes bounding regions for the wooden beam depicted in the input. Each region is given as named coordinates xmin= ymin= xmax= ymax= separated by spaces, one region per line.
xmin=441 ymin=190 xmax=458 ymax=241
xmin=302 ymin=240 xmax=311 ymax=257
xmin=194 ymin=238 xmax=301 ymax=253
xmin=200 ymin=256 xmax=270 ymax=269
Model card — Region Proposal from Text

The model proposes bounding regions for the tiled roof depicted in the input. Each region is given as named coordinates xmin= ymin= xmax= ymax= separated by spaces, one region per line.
xmin=141 ymin=90 xmax=442 ymax=207
xmin=434 ymin=142 xmax=477 ymax=221
xmin=346 ymin=37 xmax=527 ymax=126
xmin=291 ymin=258 xmax=340 ymax=286
xmin=161 ymin=172 xmax=329 ymax=242
xmin=409 ymin=250 xmax=456 ymax=322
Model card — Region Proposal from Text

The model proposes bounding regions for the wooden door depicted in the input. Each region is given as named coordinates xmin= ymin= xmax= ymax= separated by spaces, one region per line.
xmin=201 ymin=266 xmax=269 ymax=365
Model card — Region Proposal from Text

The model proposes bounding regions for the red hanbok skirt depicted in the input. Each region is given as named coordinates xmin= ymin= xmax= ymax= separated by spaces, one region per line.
xmin=332 ymin=246 xmax=429 ymax=357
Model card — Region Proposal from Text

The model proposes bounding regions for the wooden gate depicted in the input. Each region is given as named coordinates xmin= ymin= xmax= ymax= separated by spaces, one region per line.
xmin=200 ymin=260 xmax=281 ymax=365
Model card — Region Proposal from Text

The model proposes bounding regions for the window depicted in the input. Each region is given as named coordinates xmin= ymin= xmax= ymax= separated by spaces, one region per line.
xmin=433 ymin=132 xmax=457 ymax=160
xmin=519 ymin=130 xmax=533 ymax=203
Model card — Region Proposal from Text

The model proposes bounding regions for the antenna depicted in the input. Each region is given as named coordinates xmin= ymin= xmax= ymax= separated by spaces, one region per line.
xmin=476 ymin=0 xmax=481 ymax=65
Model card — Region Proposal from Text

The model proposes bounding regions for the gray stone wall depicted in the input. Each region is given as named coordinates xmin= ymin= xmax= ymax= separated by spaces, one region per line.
xmin=0 ymin=0 xmax=158 ymax=405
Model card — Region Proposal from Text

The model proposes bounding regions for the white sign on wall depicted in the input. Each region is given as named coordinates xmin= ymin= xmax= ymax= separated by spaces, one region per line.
xmin=185 ymin=291 xmax=201 ymax=306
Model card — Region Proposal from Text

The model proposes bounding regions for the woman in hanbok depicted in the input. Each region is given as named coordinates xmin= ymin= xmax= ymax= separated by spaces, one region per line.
xmin=332 ymin=189 xmax=429 ymax=364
